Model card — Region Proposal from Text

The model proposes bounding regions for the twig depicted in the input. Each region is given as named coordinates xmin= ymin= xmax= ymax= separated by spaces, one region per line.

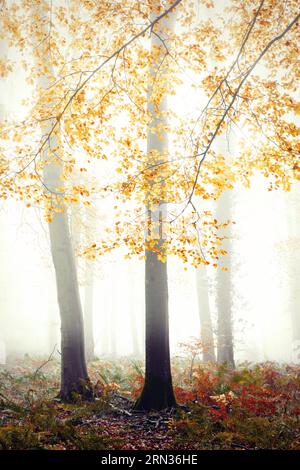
xmin=32 ymin=344 xmax=57 ymax=380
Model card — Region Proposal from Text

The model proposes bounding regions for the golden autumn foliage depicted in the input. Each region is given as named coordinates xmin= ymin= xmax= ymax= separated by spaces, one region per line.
xmin=0 ymin=0 xmax=299 ymax=267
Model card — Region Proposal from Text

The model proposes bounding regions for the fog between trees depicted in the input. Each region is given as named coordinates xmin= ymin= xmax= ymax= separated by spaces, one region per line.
xmin=0 ymin=0 xmax=299 ymax=405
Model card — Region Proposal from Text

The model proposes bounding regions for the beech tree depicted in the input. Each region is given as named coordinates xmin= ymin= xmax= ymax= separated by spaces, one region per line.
xmin=33 ymin=2 xmax=90 ymax=400
xmin=133 ymin=1 xmax=178 ymax=411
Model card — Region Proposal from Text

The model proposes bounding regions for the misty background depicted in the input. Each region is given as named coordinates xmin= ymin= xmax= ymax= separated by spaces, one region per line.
xmin=0 ymin=180 xmax=298 ymax=362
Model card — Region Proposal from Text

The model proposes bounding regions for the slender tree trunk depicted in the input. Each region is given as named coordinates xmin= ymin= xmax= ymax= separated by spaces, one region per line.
xmin=216 ymin=191 xmax=235 ymax=368
xmin=47 ymin=208 xmax=90 ymax=399
xmin=34 ymin=4 xmax=90 ymax=400
xmin=196 ymin=266 xmax=216 ymax=362
xmin=134 ymin=4 xmax=177 ymax=411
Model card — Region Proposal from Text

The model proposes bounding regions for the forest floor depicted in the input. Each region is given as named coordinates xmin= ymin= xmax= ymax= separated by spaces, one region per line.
xmin=0 ymin=353 xmax=300 ymax=450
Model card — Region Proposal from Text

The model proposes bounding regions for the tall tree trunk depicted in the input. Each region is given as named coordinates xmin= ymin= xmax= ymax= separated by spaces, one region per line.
xmin=216 ymin=191 xmax=235 ymax=368
xmin=196 ymin=266 xmax=216 ymax=362
xmin=47 ymin=208 xmax=90 ymax=399
xmin=34 ymin=4 xmax=90 ymax=399
xmin=135 ymin=244 xmax=176 ymax=409
xmin=134 ymin=3 xmax=177 ymax=411
xmin=42 ymin=125 xmax=90 ymax=401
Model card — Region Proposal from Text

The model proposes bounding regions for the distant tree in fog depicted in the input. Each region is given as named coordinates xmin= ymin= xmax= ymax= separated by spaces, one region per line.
xmin=215 ymin=191 xmax=235 ymax=368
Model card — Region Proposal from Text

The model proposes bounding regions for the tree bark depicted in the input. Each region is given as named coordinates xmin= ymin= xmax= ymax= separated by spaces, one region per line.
xmin=134 ymin=3 xmax=177 ymax=411
xmin=196 ymin=266 xmax=216 ymax=362
xmin=135 ymin=242 xmax=176 ymax=410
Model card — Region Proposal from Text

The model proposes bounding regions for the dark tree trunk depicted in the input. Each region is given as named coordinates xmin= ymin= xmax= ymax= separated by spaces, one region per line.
xmin=134 ymin=245 xmax=176 ymax=410
xmin=134 ymin=4 xmax=177 ymax=411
